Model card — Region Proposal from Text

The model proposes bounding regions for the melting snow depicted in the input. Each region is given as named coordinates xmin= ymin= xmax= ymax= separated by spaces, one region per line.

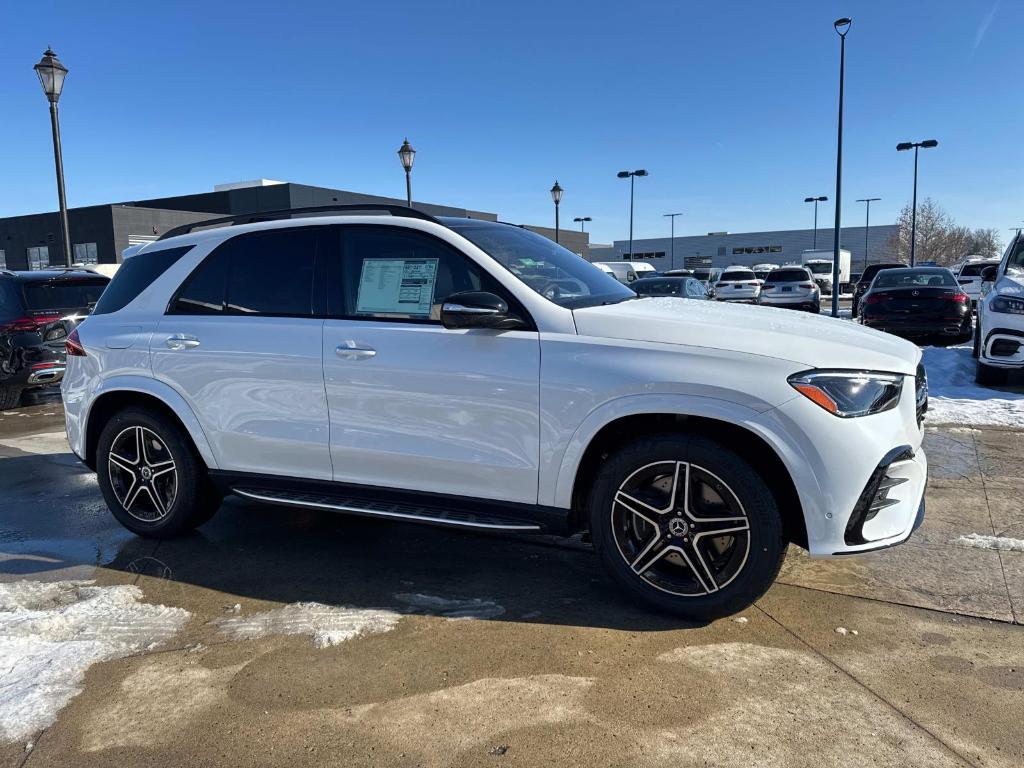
xmin=0 ymin=580 xmax=189 ymax=743
xmin=921 ymin=346 xmax=1024 ymax=427
xmin=214 ymin=602 xmax=401 ymax=648
xmin=394 ymin=593 xmax=506 ymax=620
xmin=955 ymin=533 xmax=1024 ymax=553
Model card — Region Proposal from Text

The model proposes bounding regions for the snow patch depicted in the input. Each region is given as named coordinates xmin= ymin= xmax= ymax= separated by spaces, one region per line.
xmin=0 ymin=430 xmax=69 ymax=456
xmin=395 ymin=593 xmax=506 ymax=620
xmin=213 ymin=602 xmax=401 ymax=648
xmin=0 ymin=580 xmax=189 ymax=743
xmin=922 ymin=346 xmax=1024 ymax=427
xmin=955 ymin=533 xmax=1024 ymax=553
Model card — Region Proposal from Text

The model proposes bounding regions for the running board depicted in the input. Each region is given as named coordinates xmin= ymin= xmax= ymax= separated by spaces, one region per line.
xmin=231 ymin=487 xmax=542 ymax=532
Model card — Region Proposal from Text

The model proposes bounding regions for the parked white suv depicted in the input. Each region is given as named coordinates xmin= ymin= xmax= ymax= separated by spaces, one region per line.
xmin=62 ymin=206 xmax=928 ymax=619
xmin=974 ymin=234 xmax=1024 ymax=385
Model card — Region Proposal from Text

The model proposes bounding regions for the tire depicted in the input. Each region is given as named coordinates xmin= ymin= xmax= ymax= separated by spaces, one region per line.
xmin=972 ymin=324 xmax=981 ymax=358
xmin=0 ymin=386 xmax=23 ymax=411
xmin=588 ymin=434 xmax=787 ymax=620
xmin=976 ymin=361 xmax=1009 ymax=387
xmin=96 ymin=407 xmax=222 ymax=538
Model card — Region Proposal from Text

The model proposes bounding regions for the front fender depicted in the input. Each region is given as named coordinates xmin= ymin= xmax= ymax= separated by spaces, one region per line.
xmin=86 ymin=374 xmax=219 ymax=469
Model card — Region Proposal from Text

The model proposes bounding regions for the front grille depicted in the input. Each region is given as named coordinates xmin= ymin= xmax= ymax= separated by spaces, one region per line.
xmin=915 ymin=363 xmax=928 ymax=425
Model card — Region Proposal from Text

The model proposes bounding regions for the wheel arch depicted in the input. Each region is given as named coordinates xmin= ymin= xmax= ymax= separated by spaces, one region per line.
xmin=566 ymin=412 xmax=808 ymax=550
xmin=84 ymin=378 xmax=217 ymax=472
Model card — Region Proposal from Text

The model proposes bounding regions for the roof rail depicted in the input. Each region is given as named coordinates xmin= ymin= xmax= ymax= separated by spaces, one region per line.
xmin=157 ymin=204 xmax=443 ymax=241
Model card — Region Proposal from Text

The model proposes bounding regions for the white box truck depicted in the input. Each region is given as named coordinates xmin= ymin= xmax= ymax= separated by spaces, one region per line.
xmin=801 ymin=249 xmax=851 ymax=294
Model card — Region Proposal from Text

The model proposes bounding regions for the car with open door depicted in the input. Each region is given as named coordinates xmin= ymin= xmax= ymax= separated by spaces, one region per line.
xmin=63 ymin=205 xmax=927 ymax=621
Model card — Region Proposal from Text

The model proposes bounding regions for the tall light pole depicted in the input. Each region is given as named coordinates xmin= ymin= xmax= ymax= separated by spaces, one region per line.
xmin=896 ymin=139 xmax=938 ymax=266
xmin=617 ymin=169 xmax=648 ymax=260
xmin=550 ymin=181 xmax=563 ymax=244
xmin=664 ymin=212 xmax=683 ymax=271
xmin=397 ymin=138 xmax=416 ymax=207
xmin=831 ymin=17 xmax=852 ymax=318
xmin=804 ymin=196 xmax=828 ymax=249
xmin=855 ymin=197 xmax=880 ymax=271
xmin=34 ymin=48 xmax=72 ymax=267
xmin=573 ymin=216 xmax=592 ymax=232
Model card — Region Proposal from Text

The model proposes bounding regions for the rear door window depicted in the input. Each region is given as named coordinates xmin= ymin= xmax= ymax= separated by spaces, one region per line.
xmin=20 ymin=279 xmax=108 ymax=312
xmin=93 ymin=246 xmax=193 ymax=315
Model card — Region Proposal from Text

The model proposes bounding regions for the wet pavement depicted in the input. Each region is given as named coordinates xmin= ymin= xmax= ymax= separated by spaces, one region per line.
xmin=1 ymin=395 xmax=1022 ymax=767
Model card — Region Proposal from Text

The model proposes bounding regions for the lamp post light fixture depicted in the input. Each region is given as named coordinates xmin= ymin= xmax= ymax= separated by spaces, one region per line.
xmin=617 ymin=169 xmax=648 ymax=260
xmin=804 ymin=196 xmax=828 ymax=249
xmin=830 ymin=16 xmax=852 ymax=318
xmin=397 ymin=138 xmax=416 ymax=207
xmin=573 ymin=216 xmax=592 ymax=232
xmin=896 ymin=139 xmax=938 ymax=267
xmin=550 ymin=180 xmax=563 ymax=244
xmin=34 ymin=47 xmax=72 ymax=267
xmin=855 ymin=197 xmax=880 ymax=271
xmin=664 ymin=212 xmax=683 ymax=271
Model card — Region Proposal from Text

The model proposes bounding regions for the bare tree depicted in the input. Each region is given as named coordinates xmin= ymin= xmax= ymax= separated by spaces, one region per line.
xmin=885 ymin=199 xmax=1002 ymax=265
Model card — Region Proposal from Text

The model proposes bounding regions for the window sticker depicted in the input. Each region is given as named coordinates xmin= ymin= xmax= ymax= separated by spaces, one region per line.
xmin=356 ymin=258 xmax=439 ymax=317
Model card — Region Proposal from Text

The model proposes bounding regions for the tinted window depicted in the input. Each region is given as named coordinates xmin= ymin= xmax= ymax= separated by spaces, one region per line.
xmin=0 ymin=280 xmax=20 ymax=321
xmin=861 ymin=263 xmax=903 ymax=281
xmin=873 ymin=269 xmax=958 ymax=288
xmin=170 ymin=230 xmax=317 ymax=316
xmin=93 ymin=246 xmax=192 ymax=315
xmin=720 ymin=270 xmax=755 ymax=281
xmin=20 ymin=279 xmax=108 ymax=311
xmin=767 ymin=269 xmax=810 ymax=282
xmin=634 ymin=279 xmax=681 ymax=296
xmin=958 ymin=262 xmax=997 ymax=277
xmin=337 ymin=226 xmax=517 ymax=322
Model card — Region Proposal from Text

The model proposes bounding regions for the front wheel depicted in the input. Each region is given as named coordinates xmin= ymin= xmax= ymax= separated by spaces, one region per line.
xmin=0 ymin=386 xmax=23 ymax=410
xmin=976 ymin=361 xmax=1009 ymax=387
xmin=588 ymin=435 xmax=787 ymax=620
xmin=97 ymin=407 xmax=222 ymax=538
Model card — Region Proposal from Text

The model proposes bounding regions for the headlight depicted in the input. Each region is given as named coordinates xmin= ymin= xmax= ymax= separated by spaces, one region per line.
xmin=788 ymin=370 xmax=904 ymax=418
xmin=991 ymin=296 xmax=1024 ymax=315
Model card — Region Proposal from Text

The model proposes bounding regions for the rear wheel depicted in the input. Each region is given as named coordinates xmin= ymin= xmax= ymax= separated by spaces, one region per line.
xmin=972 ymin=322 xmax=982 ymax=358
xmin=97 ymin=407 xmax=222 ymax=537
xmin=0 ymin=386 xmax=22 ymax=411
xmin=588 ymin=434 xmax=787 ymax=620
xmin=976 ymin=361 xmax=1009 ymax=387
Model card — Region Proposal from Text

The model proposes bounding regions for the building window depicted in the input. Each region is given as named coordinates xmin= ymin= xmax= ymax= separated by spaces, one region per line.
xmin=0 ymin=250 xmax=5 ymax=269
xmin=27 ymin=246 xmax=49 ymax=270
xmin=717 ymin=247 xmax=726 ymax=257
xmin=732 ymin=245 xmax=783 ymax=255
xmin=73 ymin=242 xmax=98 ymax=264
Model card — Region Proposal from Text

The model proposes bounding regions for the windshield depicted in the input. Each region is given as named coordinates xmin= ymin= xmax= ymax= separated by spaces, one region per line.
xmin=720 ymin=270 xmax=755 ymax=282
xmin=20 ymin=279 xmax=108 ymax=311
xmin=874 ymin=269 xmax=958 ymax=288
xmin=443 ymin=220 xmax=635 ymax=309
xmin=806 ymin=262 xmax=832 ymax=274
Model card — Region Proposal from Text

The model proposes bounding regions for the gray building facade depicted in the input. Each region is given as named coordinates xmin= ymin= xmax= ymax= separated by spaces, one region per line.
xmin=591 ymin=224 xmax=899 ymax=273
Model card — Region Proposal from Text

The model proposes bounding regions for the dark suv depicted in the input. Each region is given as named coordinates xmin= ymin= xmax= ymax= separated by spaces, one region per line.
xmin=851 ymin=262 xmax=906 ymax=318
xmin=0 ymin=269 xmax=109 ymax=409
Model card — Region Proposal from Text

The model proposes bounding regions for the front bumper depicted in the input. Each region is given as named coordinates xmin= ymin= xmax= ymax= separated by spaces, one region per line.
xmin=979 ymin=327 xmax=1024 ymax=368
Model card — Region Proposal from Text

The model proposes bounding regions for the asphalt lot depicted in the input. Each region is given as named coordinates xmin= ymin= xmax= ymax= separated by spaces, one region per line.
xmin=1 ymin=390 xmax=1022 ymax=768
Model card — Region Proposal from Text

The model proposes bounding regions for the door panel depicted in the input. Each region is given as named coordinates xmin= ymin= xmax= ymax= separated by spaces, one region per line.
xmin=323 ymin=320 xmax=540 ymax=503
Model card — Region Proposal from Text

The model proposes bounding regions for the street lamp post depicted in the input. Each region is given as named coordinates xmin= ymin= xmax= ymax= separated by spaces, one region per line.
xmin=550 ymin=181 xmax=563 ymax=244
xmin=573 ymin=216 xmax=591 ymax=232
xmin=896 ymin=139 xmax=938 ymax=266
xmin=664 ymin=212 xmax=683 ymax=271
xmin=397 ymin=138 xmax=416 ymax=207
xmin=804 ymin=196 xmax=828 ymax=249
xmin=34 ymin=48 xmax=72 ymax=267
xmin=831 ymin=17 xmax=852 ymax=318
xmin=855 ymin=197 xmax=880 ymax=272
xmin=617 ymin=169 xmax=648 ymax=260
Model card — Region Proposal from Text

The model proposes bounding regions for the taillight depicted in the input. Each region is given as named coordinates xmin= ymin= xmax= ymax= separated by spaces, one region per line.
xmin=65 ymin=328 xmax=87 ymax=357
xmin=800 ymin=283 xmax=814 ymax=289
xmin=864 ymin=295 xmax=887 ymax=305
xmin=945 ymin=292 xmax=969 ymax=304
xmin=0 ymin=314 xmax=62 ymax=333
xmin=763 ymin=283 xmax=776 ymax=290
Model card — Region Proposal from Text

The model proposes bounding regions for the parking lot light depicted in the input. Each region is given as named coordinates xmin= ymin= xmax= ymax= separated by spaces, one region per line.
xmin=550 ymin=181 xmax=563 ymax=244
xmin=398 ymin=138 xmax=416 ymax=207
xmin=856 ymin=198 xmax=881 ymax=272
xmin=831 ymin=17 xmax=852 ymax=318
xmin=573 ymin=216 xmax=592 ymax=233
xmin=896 ymin=139 xmax=939 ymax=266
xmin=34 ymin=47 xmax=72 ymax=268
xmin=618 ymin=170 xmax=648 ymax=261
xmin=664 ymin=212 xmax=683 ymax=271
xmin=804 ymin=196 xmax=828 ymax=249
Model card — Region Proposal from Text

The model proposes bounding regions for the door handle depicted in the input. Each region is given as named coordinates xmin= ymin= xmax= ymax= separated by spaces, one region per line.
xmin=336 ymin=341 xmax=376 ymax=360
xmin=165 ymin=333 xmax=201 ymax=350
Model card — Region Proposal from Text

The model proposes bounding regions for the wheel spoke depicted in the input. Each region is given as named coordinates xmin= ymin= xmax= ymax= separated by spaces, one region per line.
xmin=150 ymin=462 xmax=176 ymax=480
xmin=123 ymin=483 xmax=144 ymax=512
xmin=631 ymin=535 xmax=671 ymax=575
xmin=133 ymin=426 xmax=145 ymax=465
xmin=148 ymin=485 xmax=168 ymax=518
xmin=108 ymin=453 xmax=138 ymax=474
xmin=694 ymin=521 xmax=750 ymax=539
xmin=678 ymin=539 xmax=719 ymax=594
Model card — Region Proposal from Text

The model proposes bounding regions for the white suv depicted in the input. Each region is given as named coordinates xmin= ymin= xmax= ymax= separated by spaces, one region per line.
xmin=62 ymin=206 xmax=928 ymax=619
xmin=974 ymin=234 xmax=1024 ymax=385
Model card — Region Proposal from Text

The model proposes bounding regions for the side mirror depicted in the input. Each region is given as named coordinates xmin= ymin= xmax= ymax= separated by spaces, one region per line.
xmin=441 ymin=291 xmax=525 ymax=330
xmin=981 ymin=266 xmax=998 ymax=282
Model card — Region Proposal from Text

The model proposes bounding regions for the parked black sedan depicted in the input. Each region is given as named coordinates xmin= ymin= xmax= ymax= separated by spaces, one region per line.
xmin=0 ymin=268 xmax=109 ymax=409
xmin=632 ymin=275 xmax=711 ymax=300
xmin=851 ymin=261 xmax=906 ymax=317
xmin=858 ymin=267 xmax=972 ymax=344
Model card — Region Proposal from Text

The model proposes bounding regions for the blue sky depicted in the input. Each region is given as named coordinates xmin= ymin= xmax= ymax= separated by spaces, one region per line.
xmin=2 ymin=0 xmax=1020 ymax=245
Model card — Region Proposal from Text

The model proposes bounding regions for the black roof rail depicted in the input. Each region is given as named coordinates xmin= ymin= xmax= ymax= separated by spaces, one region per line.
xmin=157 ymin=204 xmax=443 ymax=241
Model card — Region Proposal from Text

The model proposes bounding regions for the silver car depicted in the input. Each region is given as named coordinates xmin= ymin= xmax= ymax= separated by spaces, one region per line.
xmin=757 ymin=267 xmax=821 ymax=313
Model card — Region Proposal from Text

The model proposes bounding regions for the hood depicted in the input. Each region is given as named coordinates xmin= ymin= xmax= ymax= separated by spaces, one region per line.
xmin=572 ymin=297 xmax=921 ymax=375
xmin=994 ymin=272 xmax=1024 ymax=298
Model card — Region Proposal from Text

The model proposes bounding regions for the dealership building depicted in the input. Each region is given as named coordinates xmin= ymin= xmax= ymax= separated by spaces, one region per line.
xmin=0 ymin=179 xmax=590 ymax=270
xmin=587 ymin=224 xmax=900 ymax=273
